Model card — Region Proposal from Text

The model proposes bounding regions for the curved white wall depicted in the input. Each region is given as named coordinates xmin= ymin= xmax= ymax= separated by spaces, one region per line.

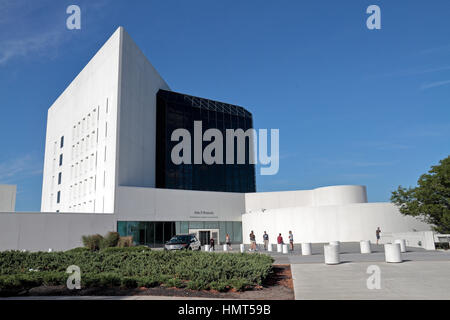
xmin=245 ymin=185 xmax=368 ymax=212
xmin=242 ymin=202 xmax=431 ymax=245
xmin=312 ymin=185 xmax=367 ymax=206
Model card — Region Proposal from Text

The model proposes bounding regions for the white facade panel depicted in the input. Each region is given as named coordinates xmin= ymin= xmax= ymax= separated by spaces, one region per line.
xmin=41 ymin=28 xmax=122 ymax=213
xmin=0 ymin=185 xmax=16 ymax=212
xmin=116 ymin=28 xmax=170 ymax=191
xmin=115 ymin=186 xmax=245 ymax=222
xmin=244 ymin=185 xmax=367 ymax=212
xmin=0 ymin=212 xmax=116 ymax=251
xmin=241 ymin=202 xmax=431 ymax=245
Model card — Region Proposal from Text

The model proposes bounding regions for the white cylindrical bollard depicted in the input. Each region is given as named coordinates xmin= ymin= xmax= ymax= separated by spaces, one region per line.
xmin=301 ymin=243 xmax=312 ymax=256
xmin=204 ymin=245 xmax=210 ymax=252
xmin=395 ymin=239 xmax=407 ymax=253
xmin=223 ymin=244 xmax=228 ymax=252
xmin=324 ymin=245 xmax=340 ymax=265
xmin=329 ymin=241 xmax=340 ymax=253
xmin=268 ymin=243 xmax=273 ymax=252
xmin=385 ymin=243 xmax=402 ymax=263
xmin=360 ymin=240 xmax=372 ymax=254
xmin=240 ymin=244 xmax=245 ymax=253
xmin=282 ymin=244 xmax=288 ymax=254
xmin=277 ymin=244 xmax=282 ymax=253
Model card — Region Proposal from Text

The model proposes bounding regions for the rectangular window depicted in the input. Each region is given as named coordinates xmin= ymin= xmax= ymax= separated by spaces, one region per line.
xmin=59 ymin=154 xmax=63 ymax=166
xmin=58 ymin=172 xmax=62 ymax=185
xmin=57 ymin=191 xmax=61 ymax=204
xmin=60 ymin=136 xmax=64 ymax=148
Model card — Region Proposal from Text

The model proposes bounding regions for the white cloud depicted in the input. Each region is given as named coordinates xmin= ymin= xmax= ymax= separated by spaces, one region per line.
xmin=0 ymin=30 xmax=64 ymax=65
xmin=0 ymin=0 xmax=112 ymax=65
xmin=0 ymin=155 xmax=43 ymax=184
xmin=317 ymin=158 xmax=396 ymax=168
xmin=420 ymin=79 xmax=450 ymax=91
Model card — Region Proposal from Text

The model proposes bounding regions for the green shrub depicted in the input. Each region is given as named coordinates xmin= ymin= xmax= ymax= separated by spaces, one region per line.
xmin=120 ymin=245 xmax=150 ymax=252
xmin=0 ymin=250 xmax=273 ymax=292
xmin=98 ymin=273 xmax=121 ymax=287
xmin=117 ymin=236 xmax=133 ymax=248
xmin=100 ymin=232 xmax=120 ymax=249
xmin=165 ymin=278 xmax=185 ymax=288
xmin=187 ymin=280 xmax=206 ymax=290
xmin=121 ymin=276 xmax=138 ymax=288
xmin=436 ymin=242 xmax=450 ymax=250
xmin=17 ymin=274 xmax=42 ymax=289
xmin=209 ymin=281 xmax=228 ymax=292
xmin=137 ymin=276 xmax=160 ymax=288
xmin=66 ymin=247 xmax=89 ymax=254
xmin=0 ymin=275 xmax=21 ymax=290
xmin=82 ymin=273 xmax=101 ymax=288
xmin=82 ymin=234 xmax=103 ymax=251
xmin=41 ymin=272 xmax=66 ymax=286
xmin=230 ymin=278 xmax=252 ymax=292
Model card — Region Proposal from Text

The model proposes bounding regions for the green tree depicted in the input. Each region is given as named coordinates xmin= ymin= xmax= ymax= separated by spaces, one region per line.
xmin=391 ymin=156 xmax=450 ymax=233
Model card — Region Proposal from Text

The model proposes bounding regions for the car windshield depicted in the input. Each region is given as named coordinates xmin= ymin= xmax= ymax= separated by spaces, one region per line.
xmin=168 ymin=235 xmax=190 ymax=243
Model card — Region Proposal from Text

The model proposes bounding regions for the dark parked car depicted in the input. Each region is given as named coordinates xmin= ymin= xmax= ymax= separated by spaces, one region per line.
xmin=164 ymin=234 xmax=201 ymax=251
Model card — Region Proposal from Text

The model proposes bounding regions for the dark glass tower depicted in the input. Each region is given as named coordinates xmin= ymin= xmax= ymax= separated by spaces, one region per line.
xmin=156 ymin=89 xmax=256 ymax=193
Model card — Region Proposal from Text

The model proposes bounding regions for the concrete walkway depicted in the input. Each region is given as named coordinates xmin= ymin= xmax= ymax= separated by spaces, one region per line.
xmin=252 ymin=242 xmax=450 ymax=264
xmin=291 ymin=260 xmax=450 ymax=300
xmin=2 ymin=242 xmax=449 ymax=300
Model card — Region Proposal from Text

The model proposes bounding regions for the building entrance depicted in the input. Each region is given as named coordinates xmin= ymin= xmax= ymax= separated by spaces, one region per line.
xmin=189 ymin=229 xmax=219 ymax=246
xmin=199 ymin=231 xmax=210 ymax=246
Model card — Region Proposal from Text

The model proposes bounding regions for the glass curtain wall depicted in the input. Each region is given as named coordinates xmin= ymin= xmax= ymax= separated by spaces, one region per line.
xmin=117 ymin=221 xmax=243 ymax=247
xmin=156 ymin=90 xmax=256 ymax=193
xmin=117 ymin=221 xmax=175 ymax=248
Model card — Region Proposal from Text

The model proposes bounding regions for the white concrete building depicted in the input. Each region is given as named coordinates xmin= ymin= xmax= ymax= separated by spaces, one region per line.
xmin=242 ymin=185 xmax=430 ymax=245
xmin=41 ymin=27 xmax=170 ymax=214
xmin=0 ymin=185 xmax=16 ymax=212
xmin=0 ymin=27 xmax=433 ymax=251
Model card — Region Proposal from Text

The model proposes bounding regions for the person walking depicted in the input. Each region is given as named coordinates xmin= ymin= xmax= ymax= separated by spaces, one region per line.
xmin=249 ymin=231 xmax=257 ymax=251
xmin=277 ymin=233 xmax=283 ymax=245
xmin=225 ymin=233 xmax=232 ymax=250
xmin=263 ymin=231 xmax=269 ymax=250
xmin=209 ymin=237 xmax=215 ymax=251
xmin=288 ymin=231 xmax=294 ymax=251
xmin=376 ymin=227 xmax=381 ymax=245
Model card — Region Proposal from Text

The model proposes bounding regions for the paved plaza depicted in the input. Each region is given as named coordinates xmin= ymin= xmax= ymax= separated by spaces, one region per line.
xmin=291 ymin=260 xmax=450 ymax=299
xmin=218 ymin=241 xmax=450 ymax=299
xmin=2 ymin=242 xmax=449 ymax=300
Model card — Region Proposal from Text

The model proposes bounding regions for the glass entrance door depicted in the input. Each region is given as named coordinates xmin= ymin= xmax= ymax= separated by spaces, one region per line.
xmin=199 ymin=231 xmax=210 ymax=245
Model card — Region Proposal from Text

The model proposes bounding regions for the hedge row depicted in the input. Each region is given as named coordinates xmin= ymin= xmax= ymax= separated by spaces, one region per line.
xmin=0 ymin=248 xmax=273 ymax=292
xmin=0 ymin=272 xmax=252 ymax=292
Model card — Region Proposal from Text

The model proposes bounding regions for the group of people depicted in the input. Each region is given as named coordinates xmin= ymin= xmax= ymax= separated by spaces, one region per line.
xmin=208 ymin=233 xmax=233 ymax=251
xmin=249 ymin=230 xmax=295 ymax=252
xmin=209 ymin=227 xmax=382 ymax=252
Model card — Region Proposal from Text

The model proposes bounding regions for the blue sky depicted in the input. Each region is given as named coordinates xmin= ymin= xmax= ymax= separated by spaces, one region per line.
xmin=0 ymin=0 xmax=449 ymax=211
